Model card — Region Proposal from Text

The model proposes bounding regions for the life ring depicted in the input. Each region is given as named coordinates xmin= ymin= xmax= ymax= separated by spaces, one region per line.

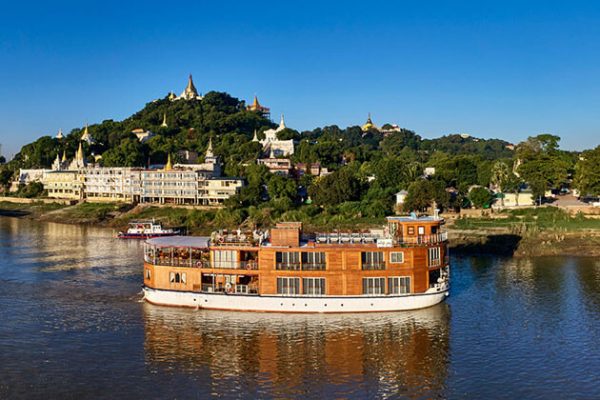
xmin=196 ymin=261 xmax=203 ymax=268
xmin=225 ymin=283 xmax=233 ymax=293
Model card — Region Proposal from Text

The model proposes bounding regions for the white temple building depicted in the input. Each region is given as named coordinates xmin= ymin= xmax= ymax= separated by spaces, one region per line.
xmin=255 ymin=115 xmax=295 ymax=157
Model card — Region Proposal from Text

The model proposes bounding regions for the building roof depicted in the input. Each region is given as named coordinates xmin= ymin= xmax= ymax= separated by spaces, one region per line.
xmin=146 ymin=236 xmax=210 ymax=248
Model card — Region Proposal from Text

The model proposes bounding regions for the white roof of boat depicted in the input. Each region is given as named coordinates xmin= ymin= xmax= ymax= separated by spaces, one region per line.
xmin=146 ymin=236 xmax=210 ymax=248
xmin=386 ymin=216 xmax=442 ymax=222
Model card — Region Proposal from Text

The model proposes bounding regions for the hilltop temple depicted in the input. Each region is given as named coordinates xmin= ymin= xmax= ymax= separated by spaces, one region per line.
xmin=174 ymin=74 xmax=203 ymax=101
xmin=254 ymin=115 xmax=295 ymax=157
xmin=247 ymin=96 xmax=270 ymax=117
xmin=361 ymin=113 xmax=378 ymax=132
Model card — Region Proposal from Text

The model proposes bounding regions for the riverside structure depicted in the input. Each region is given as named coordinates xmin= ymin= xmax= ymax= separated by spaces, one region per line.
xmin=27 ymin=138 xmax=244 ymax=206
xmin=142 ymin=216 xmax=450 ymax=313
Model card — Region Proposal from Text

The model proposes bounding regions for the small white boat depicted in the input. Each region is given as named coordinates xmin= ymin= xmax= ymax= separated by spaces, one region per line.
xmin=117 ymin=220 xmax=179 ymax=239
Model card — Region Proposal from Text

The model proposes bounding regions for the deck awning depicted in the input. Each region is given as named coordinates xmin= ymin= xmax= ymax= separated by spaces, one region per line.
xmin=146 ymin=236 xmax=210 ymax=249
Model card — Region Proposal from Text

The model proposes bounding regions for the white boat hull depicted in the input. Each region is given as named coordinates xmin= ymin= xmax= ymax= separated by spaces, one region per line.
xmin=143 ymin=285 xmax=449 ymax=313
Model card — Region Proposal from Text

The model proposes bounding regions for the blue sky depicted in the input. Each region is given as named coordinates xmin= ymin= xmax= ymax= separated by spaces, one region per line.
xmin=2 ymin=0 xmax=600 ymax=157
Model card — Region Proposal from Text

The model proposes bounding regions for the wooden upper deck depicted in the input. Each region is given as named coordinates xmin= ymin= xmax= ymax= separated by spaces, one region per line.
xmin=143 ymin=216 xmax=449 ymax=297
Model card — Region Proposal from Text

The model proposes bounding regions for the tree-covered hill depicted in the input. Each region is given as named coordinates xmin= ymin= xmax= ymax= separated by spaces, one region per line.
xmin=6 ymin=91 xmax=274 ymax=171
xmin=3 ymin=88 xmax=599 ymax=227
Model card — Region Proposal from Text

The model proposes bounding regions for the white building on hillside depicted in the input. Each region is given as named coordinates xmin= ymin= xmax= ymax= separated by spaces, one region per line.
xmin=254 ymin=115 xmax=295 ymax=157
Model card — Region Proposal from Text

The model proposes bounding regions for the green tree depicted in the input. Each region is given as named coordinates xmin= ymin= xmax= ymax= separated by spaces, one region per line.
xmin=101 ymin=138 xmax=146 ymax=167
xmin=468 ymin=187 xmax=493 ymax=209
xmin=309 ymin=167 xmax=363 ymax=206
xmin=403 ymin=179 xmax=450 ymax=212
xmin=574 ymin=145 xmax=600 ymax=196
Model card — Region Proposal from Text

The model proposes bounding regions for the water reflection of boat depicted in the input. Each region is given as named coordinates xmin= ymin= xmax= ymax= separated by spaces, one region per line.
xmin=117 ymin=220 xmax=179 ymax=239
xmin=142 ymin=303 xmax=450 ymax=398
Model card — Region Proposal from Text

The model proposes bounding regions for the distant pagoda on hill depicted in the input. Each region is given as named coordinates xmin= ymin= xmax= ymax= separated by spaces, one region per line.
xmin=247 ymin=95 xmax=270 ymax=118
xmin=173 ymin=74 xmax=203 ymax=101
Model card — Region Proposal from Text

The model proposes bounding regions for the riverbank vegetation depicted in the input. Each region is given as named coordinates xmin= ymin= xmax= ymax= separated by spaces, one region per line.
xmin=1 ymin=90 xmax=600 ymax=233
xmin=453 ymin=207 xmax=600 ymax=232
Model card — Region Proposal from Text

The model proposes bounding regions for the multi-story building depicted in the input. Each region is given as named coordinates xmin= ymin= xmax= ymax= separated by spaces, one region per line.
xmin=198 ymin=178 xmax=244 ymax=205
xmin=84 ymin=167 xmax=142 ymax=203
xmin=31 ymin=136 xmax=244 ymax=206
xmin=42 ymin=170 xmax=84 ymax=200
xmin=257 ymin=157 xmax=293 ymax=176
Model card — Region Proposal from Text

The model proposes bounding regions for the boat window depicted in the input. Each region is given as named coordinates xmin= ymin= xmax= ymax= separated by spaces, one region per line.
xmin=181 ymin=273 xmax=187 ymax=284
xmin=301 ymin=252 xmax=326 ymax=270
xmin=169 ymin=272 xmax=175 ymax=283
xmin=362 ymin=277 xmax=386 ymax=295
xmin=276 ymin=277 xmax=300 ymax=295
xmin=428 ymin=247 xmax=441 ymax=266
xmin=303 ymin=278 xmax=326 ymax=295
xmin=175 ymin=273 xmax=180 ymax=283
xmin=390 ymin=252 xmax=404 ymax=263
xmin=212 ymin=250 xmax=238 ymax=269
xmin=361 ymin=252 xmax=385 ymax=270
xmin=418 ymin=226 xmax=425 ymax=235
xmin=276 ymin=252 xmax=301 ymax=270
xmin=145 ymin=269 xmax=151 ymax=280
xmin=388 ymin=276 xmax=411 ymax=294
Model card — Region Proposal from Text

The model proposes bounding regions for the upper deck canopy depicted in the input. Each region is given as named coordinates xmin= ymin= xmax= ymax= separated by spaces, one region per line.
xmin=146 ymin=236 xmax=210 ymax=248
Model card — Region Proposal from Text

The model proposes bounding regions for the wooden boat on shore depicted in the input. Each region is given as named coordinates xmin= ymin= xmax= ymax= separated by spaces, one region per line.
xmin=142 ymin=215 xmax=449 ymax=313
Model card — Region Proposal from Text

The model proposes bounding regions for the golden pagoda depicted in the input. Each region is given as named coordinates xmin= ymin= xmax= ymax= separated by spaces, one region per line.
xmin=247 ymin=95 xmax=270 ymax=117
xmin=361 ymin=113 xmax=377 ymax=132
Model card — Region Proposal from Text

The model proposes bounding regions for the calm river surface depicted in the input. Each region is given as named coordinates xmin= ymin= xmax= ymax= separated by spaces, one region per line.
xmin=0 ymin=217 xmax=599 ymax=399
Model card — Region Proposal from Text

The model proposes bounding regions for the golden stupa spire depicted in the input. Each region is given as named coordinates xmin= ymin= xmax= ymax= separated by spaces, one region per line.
xmin=164 ymin=153 xmax=173 ymax=171
xmin=61 ymin=149 xmax=67 ymax=162
xmin=160 ymin=112 xmax=168 ymax=128
xmin=76 ymin=141 xmax=84 ymax=161
xmin=252 ymin=95 xmax=260 ymax=107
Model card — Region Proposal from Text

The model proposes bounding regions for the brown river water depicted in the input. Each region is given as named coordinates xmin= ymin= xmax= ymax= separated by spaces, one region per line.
xmin=0 ymin=217 xmax=599 ymax=399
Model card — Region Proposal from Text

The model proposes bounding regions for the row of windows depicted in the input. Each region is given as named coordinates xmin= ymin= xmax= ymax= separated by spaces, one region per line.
xmin=276 ymin=276 xmax=411 ymax=296
xmin=277 ymin=277 xmax=326 ymax=295
xmin=362 ymin=277 xmax=411 ymax=295
xmin=276 ymin=252 xmax=327 ymax=271
xmin=275 ymin=251 xmax=410 ymax=271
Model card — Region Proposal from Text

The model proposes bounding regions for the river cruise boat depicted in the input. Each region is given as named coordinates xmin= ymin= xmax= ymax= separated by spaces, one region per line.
xmin=118 ymin=220 xmax=180 ymax=239
xmin=142 ymin=216 xmax=449 ymax=313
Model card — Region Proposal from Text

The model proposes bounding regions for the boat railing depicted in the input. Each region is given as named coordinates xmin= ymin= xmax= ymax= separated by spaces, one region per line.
xmin=210 ymin=261 xmax=259 ymax=270
xmin=362 ymin=262 xmax=387 ymax=270
xmin=276 ymin=262 xmax=302 ymax=271
xmin=144 ymin=254 xmax=260 ymax=270
xmin=315 ymin=232 xmax=380 ymax=244
xmin=314 ymin=231 xmax=448 ymax=246
xmin=145 ymin=255 xmax=210 ymax=268
xmin=275 ymin=262 xmax=327 ymax=271
xmin=396 ymin=232 xmax=448 ymax=245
